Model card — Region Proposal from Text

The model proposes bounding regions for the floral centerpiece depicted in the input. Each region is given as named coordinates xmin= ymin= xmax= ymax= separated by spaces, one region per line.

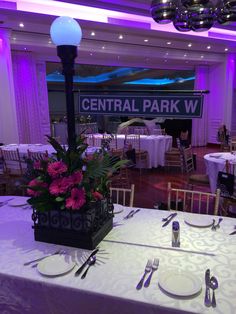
xmin=26 ymin=135 xmax=125 ymax=249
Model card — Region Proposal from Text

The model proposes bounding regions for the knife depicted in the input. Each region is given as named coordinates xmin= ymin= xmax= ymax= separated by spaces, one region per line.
xmin=204 ymin=268 xmax=211 ymax=307
xmin=124 ymin=210 xmax=134 ymax=220
xmin=127 ymin=209 xmax=140 ymax=218
xmin=162 ymin=213 xmax=177 ymax=227
xmin=75 ymin=248 xmax=99 ymax=276
xmin=229 ymin=230 xmax=236 ymax=235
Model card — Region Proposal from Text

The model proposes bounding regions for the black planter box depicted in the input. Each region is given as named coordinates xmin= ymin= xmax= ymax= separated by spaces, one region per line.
xmin=32 ymin=199 xmax=113 ymax=249
xmin=33 ymin=217 xmax=113 ymax=250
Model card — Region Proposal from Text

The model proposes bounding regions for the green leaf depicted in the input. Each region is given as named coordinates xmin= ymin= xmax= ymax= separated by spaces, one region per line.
xmin=55 ymin=197 xmax=64 ymax=202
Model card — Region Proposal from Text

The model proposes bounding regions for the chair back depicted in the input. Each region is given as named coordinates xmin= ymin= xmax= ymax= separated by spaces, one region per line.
xmin=102 ymin=134 xmax=117 ymax=150
xmin=125 ymin=134 xmax=141 ymax=152
xmin=167 ymin=182 xmax=220 ymax=215
xmin=182 ymin=147 xmax=195 ymax=173
xmin=110 ymin=184 xmax=135 ymax=207
xmin=1 ymin=148 xmax=26 ymax=176
xmin=27 ymin=150 xmax=48 ymax=160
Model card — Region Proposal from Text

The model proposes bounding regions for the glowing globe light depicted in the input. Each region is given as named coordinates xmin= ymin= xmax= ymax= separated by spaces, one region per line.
xmin=50 ymin=16 xmax=82 ymax=46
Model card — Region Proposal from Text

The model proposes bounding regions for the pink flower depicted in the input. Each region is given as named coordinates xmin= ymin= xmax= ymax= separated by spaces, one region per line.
xmin=27 ymin=179 xmax=48 ymax=197
xmin=49 ymin=177 xmax=72 ymax=196
xmin=66 ymin=188 xmax=86 ymax=210
xmin=47 ymin=161 xmax=68 ymax=178
xmin=92 ymin=191 xmax=103 ymax=200
xmin=33 ymin=160 xmax=41 ymax=170
xmin=69 ymin=171 xmax=83 ymax=185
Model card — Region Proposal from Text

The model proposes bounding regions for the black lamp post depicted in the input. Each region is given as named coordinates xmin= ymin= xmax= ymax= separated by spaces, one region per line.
xmin=50 ymin=16 xmax=82 ymax=151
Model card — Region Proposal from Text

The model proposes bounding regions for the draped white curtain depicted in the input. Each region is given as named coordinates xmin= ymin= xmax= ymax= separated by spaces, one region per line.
xmin=192 ymin=66 xmax=209 ymax=147
xmin=12 ymin=52 xmax=50 ymax=143
xmin=0 ymin=28 xmax=19 ymax=144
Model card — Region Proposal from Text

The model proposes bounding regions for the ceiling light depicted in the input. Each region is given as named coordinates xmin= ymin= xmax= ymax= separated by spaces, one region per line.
xmin=225 ymin=48 xmax=228 ymax=51
xmin=144 ymin=39 xmax=149 ymax=42
xmin=19 ymin=23 xmax=24 ymax=28
xmin=167 ymin=41 xmax=171 ymax=45
xmin=12 ymin=37 xmax=16 ymax=41
xmin=150 ymin=0 xmax=236 ymax=33
xmin=201 ymin=55 xmax=204 ymax=58
xmin=91 ymin=31 xmax=95 ymax=36
xmin=119 ymin=34 xmax=123 ymax=39
xmin=90 ymin=52 xmax=93 ymax=56
xmin=184 ymin=54 xmax=187 ymax=57
xmin=48 ymin=40 xmax=52 ymax=44
xmin=188 ymin=43 xmax=192 ymax=47
xmin=207 ymin=45 xmax=211 ymax=49
xmin=102 ymin=46 xmax=105 ymax=49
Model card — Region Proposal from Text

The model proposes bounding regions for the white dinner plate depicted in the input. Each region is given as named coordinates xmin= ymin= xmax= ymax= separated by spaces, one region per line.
xmin=158 ymin=270 xmax=202 ymax=297
xmin=8 ymin=197 xmax=29 ymax=207
xmin=113 ymin=203 xmax=124 ymax=214
xmin=37 ymin=254 xmax=75 ymax=276
xmin=184 ymin=216 xmax=214 ymax=228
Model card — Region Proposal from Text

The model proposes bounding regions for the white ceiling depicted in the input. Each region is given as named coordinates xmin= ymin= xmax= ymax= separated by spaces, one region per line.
xmin=1 ymin=0 xmax=236 ymax=70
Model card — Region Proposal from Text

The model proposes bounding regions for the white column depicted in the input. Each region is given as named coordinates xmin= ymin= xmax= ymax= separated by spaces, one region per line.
xmin=0 ymin=28 xmax=19 ymax=144
xmin=192 ymin=66 xmax=209 ymax=146
xmin=207 ymin=54 xmax=235 ymax=144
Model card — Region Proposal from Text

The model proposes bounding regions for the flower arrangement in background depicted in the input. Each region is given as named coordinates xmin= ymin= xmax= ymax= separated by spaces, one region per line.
xmin=26 ymin=135 xmax=125 ymax=212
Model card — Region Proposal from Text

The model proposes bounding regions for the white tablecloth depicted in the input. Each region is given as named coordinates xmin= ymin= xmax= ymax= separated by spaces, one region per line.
xmin=1 ymin=144 xmax=100 ymax=160
xmin=204 ymin=152 xmax=236 ymax=193
xmin=0 ymin=196 xmax=236 ymax=314
xmin=88 ymin=134 xmax=172 ymax=168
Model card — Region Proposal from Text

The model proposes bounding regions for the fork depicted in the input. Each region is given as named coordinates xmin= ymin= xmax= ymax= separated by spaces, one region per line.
xmin=24 ymin=249 xmax=66 ymax=266
xmin=211 ymin=219 xmax=216 ymax=231
xmin=162 ymin=213 xmax=174 ymax=222
xmin=136 ymin=259 xmax=152 ymax=290
xmin=144 ymin=258 xmax=159 ymax=288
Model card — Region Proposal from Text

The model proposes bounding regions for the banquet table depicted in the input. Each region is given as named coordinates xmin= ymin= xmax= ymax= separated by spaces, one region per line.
xmin=0 ymin=144 xmax=100 ymax=159
xmin=204 ymin=152 xmax=236 ymax=193
xmin=0 ymin=196 xmax=236 ymax=314
xmin=87 ymin=134 xmax=172 ymax=168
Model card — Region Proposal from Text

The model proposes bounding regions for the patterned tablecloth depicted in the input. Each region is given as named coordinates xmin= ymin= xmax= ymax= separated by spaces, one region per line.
xmin=0 ymin=196 xmax=236 ymax=314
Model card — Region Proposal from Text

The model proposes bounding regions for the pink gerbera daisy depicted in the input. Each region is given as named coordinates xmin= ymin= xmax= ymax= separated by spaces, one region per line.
xmin=47 ymin=161 xmax=68 ymax=178
xmin=69 ymin=171 xmax=83 ymax=185
xmin=66 ymin=188 xmax=86 ymax=210
xmin=27 ymin=179 xmax=48 ymax=197
xmin=49 ymin=177 xmax=72 ymax=196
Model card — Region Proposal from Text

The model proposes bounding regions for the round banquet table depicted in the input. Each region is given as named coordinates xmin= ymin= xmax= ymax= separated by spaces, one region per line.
xmin=1 ymin=144 xmax=100 ymax=158
xmin=204 ymin=152 xmax=236 ymax=193
xmin=87 ymin=134 xmax=172 ymax=168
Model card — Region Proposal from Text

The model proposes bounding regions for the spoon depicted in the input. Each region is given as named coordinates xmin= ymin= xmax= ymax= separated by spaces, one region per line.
xmin=211 ymin=219 xmax=216 ymax=231
xmin=210 ymin=276 xmax=218 ymax=307
xmin=81 ymin=256 xmax=96 ymax=279
xmin=215 ymin=218 xmax=223 ymax=229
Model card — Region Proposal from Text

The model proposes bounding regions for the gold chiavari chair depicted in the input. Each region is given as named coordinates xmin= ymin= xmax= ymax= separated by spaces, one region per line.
xmin=110 ymin=184 xmax=135 ymax=207
xmin=1 ymin=148 xmax=27 ymax=194
xmin=167 ymin=182 xmax=220 ymax=215
xmin=125 ymin=134 xmax=149 ymax=171
xmin=27 ymin=149 xmax=49 ymax=160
